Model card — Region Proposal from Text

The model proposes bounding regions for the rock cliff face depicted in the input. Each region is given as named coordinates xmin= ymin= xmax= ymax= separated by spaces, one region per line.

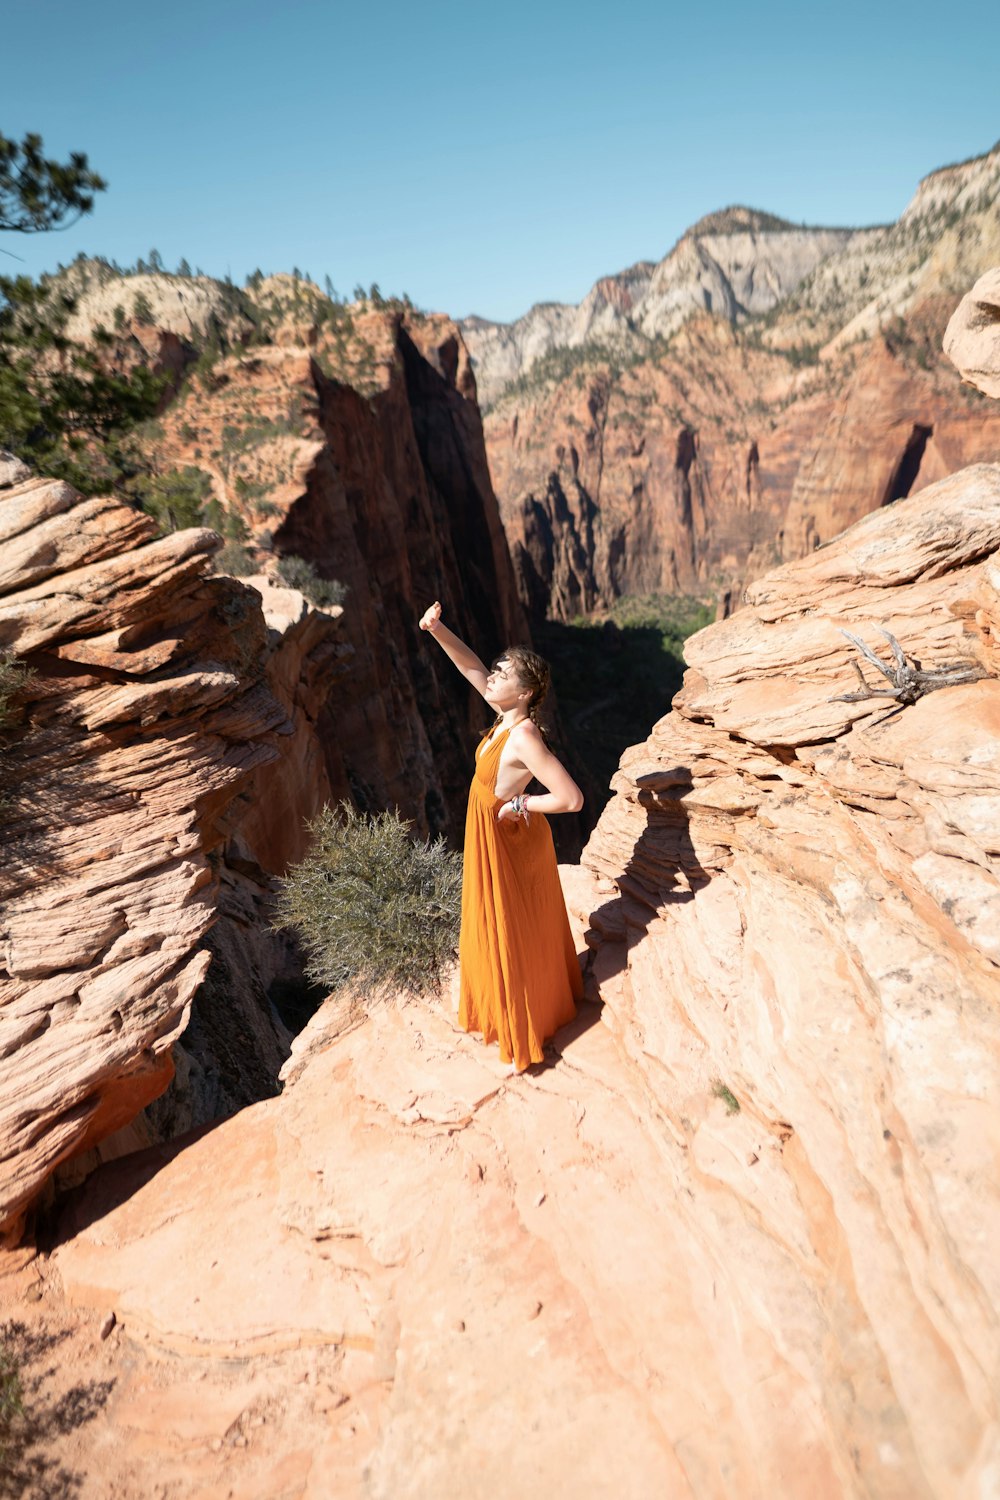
xmin=580 ymin=463 xmax=1000 ymax=1498
xmin=480 ymin=143 xmax=1000 ymax=620
xmin=0 ymin=467 xmax=303 ymax=1237
xmin=137 ymin=291 xmax=529 ymax=845
xmin=462 ymin=207 xmax=858 ymax=409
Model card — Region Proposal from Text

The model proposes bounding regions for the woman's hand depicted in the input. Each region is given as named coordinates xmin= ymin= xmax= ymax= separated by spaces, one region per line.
xmin=497 ymin=796 xmax=529 ymax=824
xmin=419 ymin=601 xmax=442 ymax=632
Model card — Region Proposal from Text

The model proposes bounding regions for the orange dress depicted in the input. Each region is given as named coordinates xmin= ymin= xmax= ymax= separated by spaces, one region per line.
xmin=459 ymin=727 xmax=582 ymax=1071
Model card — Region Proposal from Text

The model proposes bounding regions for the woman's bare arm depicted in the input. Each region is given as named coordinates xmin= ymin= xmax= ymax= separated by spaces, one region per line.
xmin=497 ymin=720 xmax=584 ymax=818
xmin=419 ymin=601 xmax=490 ymax=698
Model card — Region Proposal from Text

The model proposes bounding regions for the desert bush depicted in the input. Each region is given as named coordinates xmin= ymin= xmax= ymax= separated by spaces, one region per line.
xmin=0 ymin=1337 xmax=24 ymax=1460
xmin=274 ymin=803 xmax=463 ymax=996
xmin=0 ymin=651 xmax=32 ymax=733
xmin=213 ymin=541 xmax=256 ymax=576
xmin=131 ymin=464 xmax=213 ymax=532
xmin=275 ymin=553 xmax=347 ymax=608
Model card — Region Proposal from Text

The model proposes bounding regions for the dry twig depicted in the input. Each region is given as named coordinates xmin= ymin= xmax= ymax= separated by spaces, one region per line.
xmin=830 ymin=627 xmax=987 ymax=706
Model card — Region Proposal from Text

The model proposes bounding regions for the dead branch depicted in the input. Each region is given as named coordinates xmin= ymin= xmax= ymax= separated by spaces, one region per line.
xmin=830 ymin=627 xmax=987 ymax=705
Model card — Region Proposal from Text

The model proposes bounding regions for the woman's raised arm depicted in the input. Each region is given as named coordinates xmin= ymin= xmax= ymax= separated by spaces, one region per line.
xmin=419 ymin=601 xmax=490 ymax=698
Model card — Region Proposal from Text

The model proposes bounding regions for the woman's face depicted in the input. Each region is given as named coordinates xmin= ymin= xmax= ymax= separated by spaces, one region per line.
xmin=485 ymin=657 xmax=527 ymax=711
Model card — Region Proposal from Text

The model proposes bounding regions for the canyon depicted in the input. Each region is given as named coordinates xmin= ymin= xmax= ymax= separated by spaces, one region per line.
xmin=1 ymin=148 xmax=999 ymax=1497
xmin=0 ymin=299 xmax=528 ymax=1238
xmin=476 ymin=142 xmax=1000 ymax=619
xmin=3 ymin=424 xmax=998 ymax=1499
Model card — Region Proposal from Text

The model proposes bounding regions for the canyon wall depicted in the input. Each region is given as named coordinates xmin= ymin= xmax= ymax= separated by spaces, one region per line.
xmin=0 ymin=309 xmax=530 ymax=1232
xmin=479 ymin=143 xmax=1000 ymax=620
xmin=0 ymin=466 xmax=301 ymax=1237
xmin=579 ymin=461 xmax=1000 ymax=1497
xmin=137 ymin=289 xmax=530 ymax=846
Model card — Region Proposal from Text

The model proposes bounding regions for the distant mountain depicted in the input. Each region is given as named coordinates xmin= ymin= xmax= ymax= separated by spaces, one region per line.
xmin=477 ymin=140 xmax=1000 ymax=622
xmin=761 ymin=141 xmax=1000 ymax=352
xmin=460 ymin=208 xmax=861 ymax=408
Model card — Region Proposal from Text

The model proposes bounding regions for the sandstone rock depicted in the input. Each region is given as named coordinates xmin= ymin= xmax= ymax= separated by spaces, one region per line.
xmin=943 ymin=266 xmax=1000 ymax=399
xmin=0 ymin=477 xmax=297 ymax=1236
xmin=461 ymin=211 xmax=858 ymax=409
xmin=40 ymin=969 xmax=826 ymax=1498
xmin=0 ymin=449 xmax=32 ymax=488
xmin=579 ymin=463 xmax=1000 ymax=1499
xmin=7 ymin=458 xmax=999 ymax=1494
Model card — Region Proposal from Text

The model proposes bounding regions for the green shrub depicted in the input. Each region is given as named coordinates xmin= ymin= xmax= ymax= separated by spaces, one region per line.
xmin=274 ymin=803 xmax=463 ymax=996
xmin=0 ymin=1342 xmax=23 ymax=1422
xmin=275 ymin=553 xmax=347 ymax=608
xmin=213 ymin=541 xmax=256 ymax=576
xmin=131 ymin=465 xmax=213 ymax=532
xmin=132 ymin=290 xmax=154 ymax=325
xmin=711 ymin=1079 xmax=741 ymax=1115
xmin=0 ymin=652 xmax=31 ymax=733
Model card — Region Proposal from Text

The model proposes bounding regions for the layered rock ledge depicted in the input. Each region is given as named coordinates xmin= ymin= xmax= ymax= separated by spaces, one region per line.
xmin=582 ymin=464 xmax=1000 ymax=1498
xmin=0 ymin=468 xmax=326 ymax=1237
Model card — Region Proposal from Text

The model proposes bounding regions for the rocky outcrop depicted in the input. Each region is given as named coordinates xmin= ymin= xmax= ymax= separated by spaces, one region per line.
xmin=9 ymin=463 xmax=999 ymax=1496
xmin=479 ymin=143 xmax=1000 ymax=621
xmin=780 ymin=322 xmax=1000 ymax=559
xmin=944 ymin=266 xmax=1000 ymax=400
xmin=2 ymin=444 xmax=998 ymax=1496
xmin=0 ymin=469 xmax=303 ymax=1236
xmin=580 ymin=464 xmax=1000 ymax=1499
xmin=144 ymin=300 xmax=529 ymax=845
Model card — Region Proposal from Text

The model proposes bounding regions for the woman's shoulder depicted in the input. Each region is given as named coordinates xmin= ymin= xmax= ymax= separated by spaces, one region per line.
xmin=509 ymin=718 xmax=544 ymax=752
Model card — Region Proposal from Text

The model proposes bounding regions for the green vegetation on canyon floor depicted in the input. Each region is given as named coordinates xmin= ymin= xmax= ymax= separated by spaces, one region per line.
xmin=536 ymin=593 xmax=713 ymax=816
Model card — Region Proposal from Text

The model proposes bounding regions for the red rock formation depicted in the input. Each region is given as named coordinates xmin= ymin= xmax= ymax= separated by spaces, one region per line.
xmin=147 ymin=304 xmax=529 ymax=846
xmin=0 ymin=469 xmax=298 ymax=1236
xmin=12 ymin=457 xmax=999 ymax=1492
xmin=480 ymin=143 xmax=1000 ymax=622
xmin=485 ymin=305 xmax=1000 ymax=621
xmin=580 ymin=463 xmax=1000 ymax=1497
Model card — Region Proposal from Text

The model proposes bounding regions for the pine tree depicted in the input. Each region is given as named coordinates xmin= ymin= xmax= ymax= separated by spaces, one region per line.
xmin=0 ymin=131 xmax=163 ymax=491
xmin=0 ymin=132 xmax=106 ymax=233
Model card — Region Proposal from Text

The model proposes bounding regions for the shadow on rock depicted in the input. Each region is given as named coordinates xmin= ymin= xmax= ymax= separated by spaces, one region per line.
xmin=583 ymin=764 xmax=710 ymax=987
xmin=40 ymin=1124 xmax=219 ymax=1252
xmin=0 ymin=1321 xmax=114 ymax=1499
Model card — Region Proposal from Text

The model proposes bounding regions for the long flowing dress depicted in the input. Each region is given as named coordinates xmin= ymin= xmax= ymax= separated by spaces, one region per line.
xmin=459 ymin=727 xmax=582 ymax=1071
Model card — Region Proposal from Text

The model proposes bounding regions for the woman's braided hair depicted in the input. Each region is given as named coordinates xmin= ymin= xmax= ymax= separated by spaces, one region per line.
xmin=492 ymin=645 xmax=551 ymax=737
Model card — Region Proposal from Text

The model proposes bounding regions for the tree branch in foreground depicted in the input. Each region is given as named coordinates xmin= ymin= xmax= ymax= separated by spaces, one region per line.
xmin=830 ymin=627 xmax=987 ymax=705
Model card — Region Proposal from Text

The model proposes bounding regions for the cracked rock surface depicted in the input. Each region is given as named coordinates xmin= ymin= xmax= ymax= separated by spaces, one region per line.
xmin=581 ymin=466 xmax=1000 ymax=1500
xmin=0 ymin=471 xmax=308 ymax=1236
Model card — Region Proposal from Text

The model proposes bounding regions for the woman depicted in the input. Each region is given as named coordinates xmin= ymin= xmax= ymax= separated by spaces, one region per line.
xmin=419 ymin=600 xmax=584 ymax=1074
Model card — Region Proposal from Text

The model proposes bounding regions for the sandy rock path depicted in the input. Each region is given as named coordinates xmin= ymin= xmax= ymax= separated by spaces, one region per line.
xmin=0 ymin=889 xmax=816 ymax=1500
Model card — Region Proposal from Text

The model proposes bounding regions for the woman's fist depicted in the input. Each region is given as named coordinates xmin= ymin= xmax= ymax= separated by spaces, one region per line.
xmin=419 ymin=601 xmax=442 ymax=632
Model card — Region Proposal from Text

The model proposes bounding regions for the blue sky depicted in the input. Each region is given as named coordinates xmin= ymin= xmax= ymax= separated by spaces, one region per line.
xmin=4 ymin=0 xmax=999 ymax=322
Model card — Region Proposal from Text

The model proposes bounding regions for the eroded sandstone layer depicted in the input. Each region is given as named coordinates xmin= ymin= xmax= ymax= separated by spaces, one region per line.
xmin=3 ymin=462 xmax=995 ymax=1498
xmin=581 ymin=464 xmax=1000 ymax=1499
xmin=0 ymin=468 xmax=303 ymax=1236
